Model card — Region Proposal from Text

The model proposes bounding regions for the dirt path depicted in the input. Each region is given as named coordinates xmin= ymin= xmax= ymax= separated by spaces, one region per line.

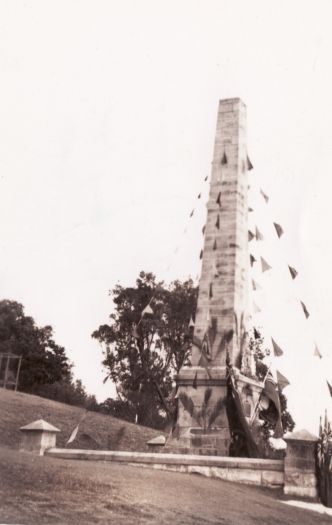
xmin=0 ymin=447 xmax=331 ymax=525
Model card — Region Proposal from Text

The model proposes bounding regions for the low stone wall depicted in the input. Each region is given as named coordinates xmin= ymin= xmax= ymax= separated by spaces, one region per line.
xmin=45 ymin=448 xmax=284 ymax=488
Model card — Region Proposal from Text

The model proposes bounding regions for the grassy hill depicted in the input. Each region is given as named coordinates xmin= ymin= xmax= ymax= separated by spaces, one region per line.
xmin=0 ymin=388 xmax=163 ymax=451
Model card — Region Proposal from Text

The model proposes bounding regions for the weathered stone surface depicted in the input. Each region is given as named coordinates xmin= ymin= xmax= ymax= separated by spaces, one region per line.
xmin=171 ymin=99 xmax=263 ymax=453
xmin=19 ymin=419 xmax=60 ymax=456
xmin=283 ymin=430 xmax=318 ymax=499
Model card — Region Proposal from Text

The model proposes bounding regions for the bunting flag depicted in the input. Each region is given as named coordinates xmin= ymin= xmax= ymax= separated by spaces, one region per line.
xmin=209 ymin=283 xmax=213 ymax=299
xmin=204 ymin=175 xmax=208 ymax=181
xmin=221 ymin=151 xmax=228 ymax=165
xmin=288 ymin=265 xmax=298 ymax=280
xmin=255 ymin=226 xmax=264 ymax=241
xmin=273 ymin=222 xmax=284 ymax=238
xmin=252 ymin=279 xmax=261 ymax=291
xmin=193 ymin=372 xmax=198 ymax=389
xmin=199 ymin=249 xmax=203 ymax=259
xmin=215 ymin=215 xmax=220 ymax=229
xmin=254 ymin=327 xmax=260 ymax=340
xmin=249 ymin=207 xmax=254 ymax=212
xmin=314 ymin=344 xmax=322 ymax=359
xmin=262 ymin=372 xmax=283 ymax=438
xmin=142 ymin=304 xmax=154 ymax=316
xmin=213 ymin=239 xmax=217 ymax=250
xmin=248 ymin=230 xmax=255 ymax=242
xmin=271 ymin=338 xmax=284 ymax=357
xmin=189 ymin=317 xmax=195 ymax=329
xmin=260 ymin=189 xmax=269 ymax=203
xmin=261 ymin=257 xmax=272 ymax=272
xmin=277 ymin=370 xmax=290 ymax=391
xmin=300 ymin=301 xmax=310 ymax=319
xmin=190 ymin=209 xmax=194 ymax=218
xmin=226 ymin=361 xmax=260 ymax=458
xmin=202 ymin=225 xmax=206 ymax=235
xmin=247 ymin=155 xmax=253 ymax=171
xmin=216 ymin=192 xmax=221 ymax=205
xmin=327 ymin=380 xmax=332 ymax=397
xmin=250 ymin=254 xmax=256 ymax=267
xmin=253 ymin=302 xmax=261 ymax=313
xmin=66 ymin=411 xmax=88 ymax=446
xmin=197 ymin=193 xmax=201 ymax=199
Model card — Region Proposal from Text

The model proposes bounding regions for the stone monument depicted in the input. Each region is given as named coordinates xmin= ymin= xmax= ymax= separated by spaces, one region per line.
xmin=172 ymin=98 xmax=263 ymax=455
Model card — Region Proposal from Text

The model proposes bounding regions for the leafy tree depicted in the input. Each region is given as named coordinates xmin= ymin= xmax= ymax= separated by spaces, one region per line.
xmin=92 ymin=271 xmax=198 ymax=428
xmin=0 ymin=299 xmax=71 ymax=392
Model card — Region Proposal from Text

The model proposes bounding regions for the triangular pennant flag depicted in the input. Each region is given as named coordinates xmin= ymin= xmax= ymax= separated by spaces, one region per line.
xmin=248 ymin=207 xmax=254 ymax=212
xmin=66 ymin=424 xmax=79 ymax=445
xmin=327 ymin=380 xmax=332 ymax=397
xmin=288 ymin=265 xmax=298 ymax=280
xmin=271 ymin=337 xmax=284 ymax=357
xmin=202 ymin=225 xmax=206 ymax=235
xmin=204 ymin=175 xmax=208 ymax=181
xmin=260 ymin=188 xmax=269 ymax=203
xmin=197 ymin=193 xmax=201 ymax=199
xmin=221 ymin=151 xmax=227 ymax=165
xmin=209 ymin=283 xmax=213 ymax=299
xmin=273 ymin=223 xmax=284 ymax=238
xmin=250 ymin=254 xmax=256 ymax=267
xmin=213 ymin=239 xmax=217 ymax=250
xmin=255 ymin=226 xmax=264 ymax=241
xmin=253 ymin=302 xmax=261 ymax=313
xmin=216 ymin=192 xmax=221 ymax=205
xmin=252 ymin=279 xmax=262 ymax=291
xmin=248 ymin=230 xmax=255 ymax=242
xmin=300 ymin=301 xmax=310 ymax=319
xmin=215 ymin=215 xmax=220 ymax=229
xmin=247 ymin=155 xmax=253 ymax=171
xmin=66 ymin=411 xmax=87 ymax=445
xmin=189 ymin=317 xmax=195 ymax=329
xmin=190 ymin=209 xmax=194 ymax=218
xmin=142 ymin=304 xmax=154 ymax=316
xmin=314 ymin=344 xmax=322 ymax=359
xmin=193 ymin=372 xmax=198 ymax=389
xmin=261 ymin=257 xmax=272 ymax=272
xmin=199 ymin=249 xmax=203 ymax=259
xmin=277 ymin=370 xmax=290 ymax=391
xmin=253 ymin=327 xmax=260 ymax=340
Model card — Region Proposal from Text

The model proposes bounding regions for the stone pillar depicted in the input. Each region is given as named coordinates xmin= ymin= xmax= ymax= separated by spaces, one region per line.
xmin=284 ymin=429 xmax=319 ymax=499
xmin=168 ymin=99 xmax=263 ymax=456
xmin=19 ymin=419 xmax=60 ymax=456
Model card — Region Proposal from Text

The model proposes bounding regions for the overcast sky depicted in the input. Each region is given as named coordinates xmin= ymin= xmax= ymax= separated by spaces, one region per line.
xmin=1 ymin=0 xmax=332 ymax=433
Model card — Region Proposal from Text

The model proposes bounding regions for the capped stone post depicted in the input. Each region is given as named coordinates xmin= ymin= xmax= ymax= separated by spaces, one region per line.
xmin=19 ymin=419 xmax=61 ymax=456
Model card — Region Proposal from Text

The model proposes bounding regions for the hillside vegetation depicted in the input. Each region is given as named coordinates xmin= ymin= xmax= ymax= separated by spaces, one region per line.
xmin=0 ymin=388 xmax=163 ymax=451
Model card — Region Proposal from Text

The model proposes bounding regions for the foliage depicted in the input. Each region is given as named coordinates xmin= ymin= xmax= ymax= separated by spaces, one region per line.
xmin=36 ymin=379 xmax=99 ymax=410
xmin=179 ymin=388 xmax=226 ymax=432
xmin=92 ymin=271 xmax=198 ymax=428
xmin=0 ymin=299 xmax=71 ymax=393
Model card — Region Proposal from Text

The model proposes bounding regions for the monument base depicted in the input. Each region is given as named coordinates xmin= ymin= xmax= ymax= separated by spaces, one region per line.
xmin=166 ymin=366 xmax=263 ymax=456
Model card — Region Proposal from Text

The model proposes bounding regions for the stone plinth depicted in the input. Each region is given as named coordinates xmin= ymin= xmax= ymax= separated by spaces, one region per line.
xmin=19 ymin=419 xmax=60 ymax=456
xmin=284 ymin=429 xmax=318 ymax=499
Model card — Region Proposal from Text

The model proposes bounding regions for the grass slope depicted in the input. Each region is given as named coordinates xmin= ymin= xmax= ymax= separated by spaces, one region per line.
xmin=1 ymin=447 xmax=331 ymax=525
xmin=0 ymin=388 xmax=163 ymax=451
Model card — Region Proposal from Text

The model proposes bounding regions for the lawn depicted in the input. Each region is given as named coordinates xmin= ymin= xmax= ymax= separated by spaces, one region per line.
xmin=1 ymin=447 xmax=331 ymax=525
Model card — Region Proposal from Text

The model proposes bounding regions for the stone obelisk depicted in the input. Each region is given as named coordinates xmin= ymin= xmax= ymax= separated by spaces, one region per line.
xmin=173 ymin=98 xmax=262 ymax=455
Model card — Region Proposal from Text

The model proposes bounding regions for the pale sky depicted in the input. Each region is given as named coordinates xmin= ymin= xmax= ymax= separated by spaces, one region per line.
xmin=1 ymin=0 xmax=332 ymax=433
